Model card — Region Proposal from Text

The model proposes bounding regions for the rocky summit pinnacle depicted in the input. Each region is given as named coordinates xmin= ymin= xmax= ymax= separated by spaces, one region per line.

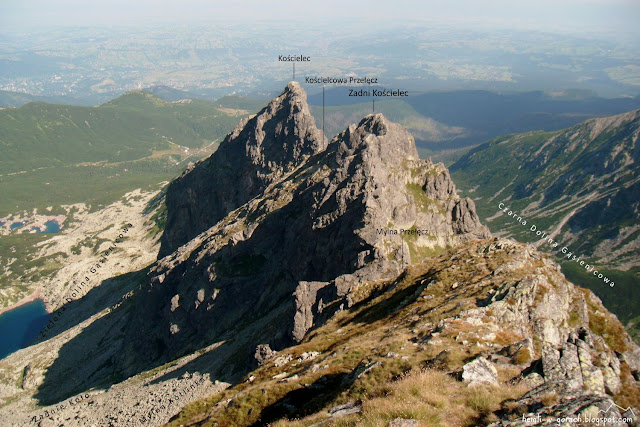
xmin=338 ymin=113 xmax=419 ymax=161
xmin=159 ymin=81 xmax=327 ymax=257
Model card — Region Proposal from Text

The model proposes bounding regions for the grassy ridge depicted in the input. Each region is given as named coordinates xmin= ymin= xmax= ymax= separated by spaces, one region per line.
xmin=0 ymin=90 xmax=93 ymax=108
xmin=0 ymin=159 xmax=178 ymax=215
xmin=0 ymin=90 xmax=257 ymax=216
xmin=0 ymin=91 xmax=246 ymax=174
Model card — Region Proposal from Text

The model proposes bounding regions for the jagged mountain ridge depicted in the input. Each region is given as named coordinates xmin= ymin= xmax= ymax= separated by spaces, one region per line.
xmin=26 ymin=82 xmax=490 ymax=405
xmin=123 ymin=82 xmax=490 ymax=370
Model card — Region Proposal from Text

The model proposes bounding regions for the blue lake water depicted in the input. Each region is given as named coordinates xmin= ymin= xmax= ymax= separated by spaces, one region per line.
xmin=7 ymin=220 xmax=60 ymax=233
xmin=44 ymin=220 xmax=61 ymax=233
xmin=0 ymin=299 xmax=49 ymax=359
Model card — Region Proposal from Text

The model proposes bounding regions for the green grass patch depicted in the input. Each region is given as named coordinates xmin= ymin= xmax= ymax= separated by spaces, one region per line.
xmin=405 ymin=183 xmax=441 ymax=213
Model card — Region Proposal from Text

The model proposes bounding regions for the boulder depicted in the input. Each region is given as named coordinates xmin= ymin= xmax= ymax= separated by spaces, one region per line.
xmin=462 ymin=357 xmax=498 ymax=387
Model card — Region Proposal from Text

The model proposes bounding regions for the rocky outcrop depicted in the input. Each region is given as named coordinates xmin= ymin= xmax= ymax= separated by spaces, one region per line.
xmin=436 ymin=238 xmax=640 ymax=426
xmin=254 ymin=344 xmax=275 ymax=367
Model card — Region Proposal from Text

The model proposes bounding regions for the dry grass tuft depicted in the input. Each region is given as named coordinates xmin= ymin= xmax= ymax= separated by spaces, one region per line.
xmin=614 ymin=362 xmax=640 ymax=409
xmin=540 ymin=392 xmax=558 ymax=407
xmin=329 ymin=369 xmax=526 ymax=427
xmin=512 ymin=348 xmax=531 ymax=365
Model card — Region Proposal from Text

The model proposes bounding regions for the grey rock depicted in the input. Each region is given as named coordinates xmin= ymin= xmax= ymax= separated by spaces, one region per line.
xmin=623 ymin=408 xmax=639 ymax=427
xmin=273 ymin=354 xmax=292 ymax=368
xmin=297 ymin=351 xmax=320 ymax=362
xmin=522 ymin=372 xmax=545 ymax=388
xmin=278 ymin=374 xmax=298 ymax=383
xmin=578 ymin=344 xmax=606 ymax=395
xmin=388 ymin=419 xmax=419 ymax=427
xmin=539 ymin=341 xmax=583 ymax=390
xmin=254 ymin=344 xmax=275 ymax=366
xmin=608 ymin=367 xmax=624 ymax=392
xmin=541 ymin=343 xmax=563 ymax=382
xmin=462 ymin=357 xmax=498 ymax=386
xmin=342 ymin=360 xmax=381 ymax=386
xmin=293 ymin=281 xmax=331 ymax=342
xmin=328 ymin=401 xmax=362 ymax=417
xmin=558 ymin=342 xmax=582 ymax=389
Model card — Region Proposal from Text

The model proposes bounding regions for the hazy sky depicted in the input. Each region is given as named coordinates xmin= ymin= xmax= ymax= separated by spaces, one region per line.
xmin=2 ymin=0 xmax=640 ymax=37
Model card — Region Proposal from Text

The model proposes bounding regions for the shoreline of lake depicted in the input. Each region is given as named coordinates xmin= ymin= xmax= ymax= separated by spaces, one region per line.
xmin=0 ymin=289 xmax=51 ymax=316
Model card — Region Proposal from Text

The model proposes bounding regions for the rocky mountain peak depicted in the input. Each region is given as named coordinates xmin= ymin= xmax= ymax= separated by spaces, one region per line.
xmin=281 ymin=80 xmax=307 ymax=102
xmin=159 ymin=82 xmax=327 ymax=257
xmin=242 ymin=80 xmax=326 ymax=164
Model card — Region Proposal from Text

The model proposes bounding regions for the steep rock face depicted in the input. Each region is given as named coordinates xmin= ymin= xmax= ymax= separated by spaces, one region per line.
xmin=116 ymin=85 xmax=489 ymax=372
xmin=159 ymin=82 xmax=327 ymax=257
